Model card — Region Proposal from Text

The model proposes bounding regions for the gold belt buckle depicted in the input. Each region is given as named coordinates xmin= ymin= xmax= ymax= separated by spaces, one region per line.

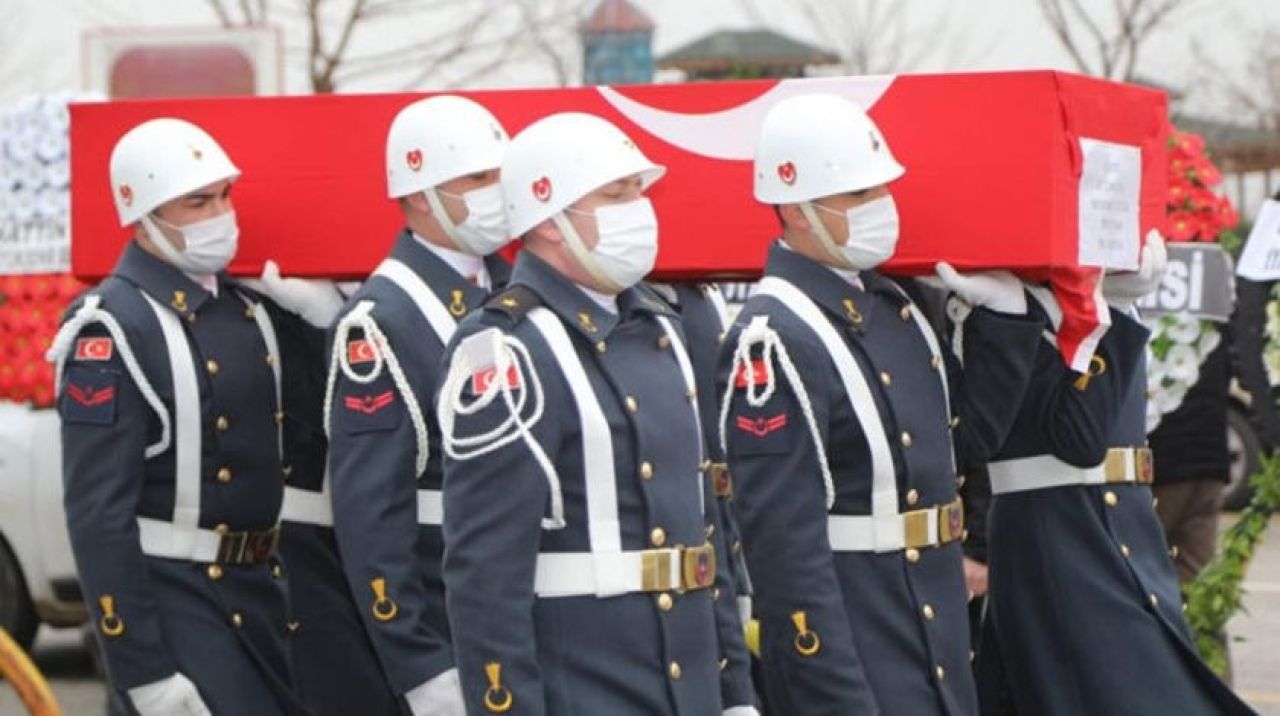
xmin=641 ymin=549 xmax=677 ymax=592
xmin=903 ymin=510 xmax=930 ymax=549
xmin=1135 ymin=448 xmax=1154 ymax=484
xmin=1103 ymin=448 xmax=1130 ymax=483
xmin=937 ymin=499 xmax=965 ymax=544
xmin=681 ymin=543 xmax=717 ymax=591
xmin=216 ymin=530 xmax=248 ymax=564
xmin=710 ymin=463 xmax=733 ymax=498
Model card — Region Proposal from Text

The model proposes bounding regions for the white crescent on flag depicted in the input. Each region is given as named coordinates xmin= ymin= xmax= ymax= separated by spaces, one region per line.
xmin=596 ymin=75 xmax=898 ymax=161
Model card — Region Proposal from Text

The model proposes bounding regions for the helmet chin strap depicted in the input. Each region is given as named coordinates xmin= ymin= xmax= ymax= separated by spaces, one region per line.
xmin=139 ymin=214 xmax=188 ymax=266
xmin=421 ymin=188 xmax=475 ymax=255
xmin=798 ymin=202 xmax=856 ymax=271
xmin=551 ymin=212 xmax=624 ymax=294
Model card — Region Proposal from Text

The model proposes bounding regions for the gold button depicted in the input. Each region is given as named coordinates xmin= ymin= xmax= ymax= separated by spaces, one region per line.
xmin=949 ymin=416 xmax=960 ymax=430
xmin=595 ymin=341 xmax=607 ymax=353
xmin=650 ymin=527 xmax=666 ymax=547
xmin=287 ymin=621 xmax=300 ymax=632
xmin=1104 ymin=491 xmax=1118 ymax=507
xmin=880 ymin=371 xmax=892 ymax=386
xmin=639 ymin=462 xmax=654 ymax=480
xmin=271 ymin=564 xmax=283 ymax=580
xmin=1152 ymin=497 xmax=1160 ymax=509
xmin=717 ymin=331 xmax=726 ymax=344
xmin=731 ymin=540 xmax=742 ymax=556
xmin=187 ymin=313 xmax=198 ymax=324
xmin=265 ymin=354 xmax=275 ymax=366
xmin=906 ymin=489 xmax=919 ymax=506
xmin=900 ymin=306 xmax=912 ymax=321
xmin=625 ymin=396 xmax=638 ymax=413
xmin=970 ymin=650 xmax=976 ymax=663
xmin=282 ymin=464 xmax=293 ymax=478
xmin=686 ymin=388 xmax=697 ymax=400
xmin=900 ymin=431 xmax=912 ymax=448
xmin=931 ymin=355 xmax=942 ymax=370
xmin=905 ymin=548 xmax=920 ymax=564
xmin=274 ymin=411 xmax=286 ymax=425
xmin=922 ymin=604 xmax=935 ymax=620
xmin=206 ymin=359 xmax=220 ymax=375
xmin=955 ymin=474 xmax=966 ymax=489
xmin=216 ymin=416 xmax=230 ymax=431
xmin=217 ymin=467 xmax=233 ymax=483
xmin=719 ymin=658 xmax=728 ymax=671
xmin=711 ymin=587 xmax=720 ymax=600
xmin=215 ymin=523 xmax=230 ymax=535
xmin=1120 ymin=544 xmax=1131 ymax=558
xmin=1149 ymin=593 xmax=1159 ymax=608
xmin=657 ymin=593 xmax=673 ymax=611
xmin=705 ymin=523 xmax=715 ymax=538
xmin=668 ymin=661 xmax=682 ymax=680
xmin=935 ymin=665 xmax=946 ymax=681
xmin=207 ymin=565 xmax=224 ymax=580
xmin=657 ymin=335 xmax=671 ymax=349
xmin=232 ymin=612 xmax=244 ymax=628
xmin=244 ymin=306 xmax=256 ymax=319
xmin=1170 ymin=545 xmax=1180 ymax=559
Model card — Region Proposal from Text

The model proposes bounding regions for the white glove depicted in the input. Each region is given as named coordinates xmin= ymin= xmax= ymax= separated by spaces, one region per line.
xmin=724 ymin=707 xmax=762 ymax=716
xmin=1103 ymin=230 xmax=1168 ymax=310
xmin=405 ymin=667 xmax=466 ymax=716
xmin=127 ymin=673 xmax=211 ymax=716
xmin=934 ymin=263 xmax=1027 ymax=314
xmin=243 ymin=259 xmax=346 ymax=328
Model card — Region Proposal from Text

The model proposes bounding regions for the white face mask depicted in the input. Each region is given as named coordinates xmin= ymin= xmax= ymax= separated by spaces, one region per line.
xmin=556 ymin=198 xmax=659 ymax=292
xmin=142 ymin=210 xmax=240 ymax=276
xmin=804 ymin=195 xmax=901 ymax=270
xmin=430 ymin=183 xmax=510 ymax=256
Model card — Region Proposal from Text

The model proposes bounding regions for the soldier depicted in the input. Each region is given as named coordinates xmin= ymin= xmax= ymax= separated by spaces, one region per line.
xmin=977 ymin=235 xmax=1256 ymax=715
xmin=436 ymin=112 xmax=759 ymax=715
xmin=47 ymin=118 xmax=328 ymax=715
xmin=322 ymin=95 xmax=512 ymax=715
xmin=718 ymin=94 xmax=1042 ymax=715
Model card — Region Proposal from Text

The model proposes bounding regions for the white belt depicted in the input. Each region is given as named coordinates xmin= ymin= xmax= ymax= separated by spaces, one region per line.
xmin=826 ymin=498 xmax=965 ymax=553
xmin=280 ymin=487 xmax=442 ymax=527
xmin=533 ymin=543 xmax=717 ymax=598
xmin=137 ymin=517 xmax=225 ymax=562
xmin=987 ymin=447 xmax=1153 ymax=495
xmin=280 ymin=486 xmax=335 ymax=527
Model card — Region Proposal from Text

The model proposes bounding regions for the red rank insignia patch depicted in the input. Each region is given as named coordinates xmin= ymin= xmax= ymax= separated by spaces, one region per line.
xmin=733 ymin=359 xmax=770 ymax=389
xmin=74 ymin=337 xmax=113 ymax=361
xmin=471 ymin=364 xmax=521 ymax=394
xmin=736 ymin=413 xmax=788 ymax=437
xmin=344 ymin=391 xmax=395 ymax=415
xmin=347 ymin=339 xmax=376 ymax=365
xmin=66 ymin=383 xmax=116 ymax=407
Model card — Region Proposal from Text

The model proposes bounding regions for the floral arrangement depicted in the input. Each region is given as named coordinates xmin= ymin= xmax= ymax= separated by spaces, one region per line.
xmin=1145 ymin=313 xmax=1221 ymax=432
xmin=1 ymin=93 xmax=96 ymax=408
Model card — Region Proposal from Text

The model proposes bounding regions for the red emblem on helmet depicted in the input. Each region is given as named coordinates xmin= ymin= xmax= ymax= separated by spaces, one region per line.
xmin=406 ymin=149 xmax=423 ymax=172
xmin=532 ymin=176 xmax=552 ymax=202
xmin=777 ymin=161 xmax=797 ymax=185
xmin=119 ymin=185 xmax=133 ymax=206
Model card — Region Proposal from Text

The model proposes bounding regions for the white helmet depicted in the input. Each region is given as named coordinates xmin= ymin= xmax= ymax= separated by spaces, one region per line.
xmin=501 ymin=112 xmax=665 ymax=237
xmin=385 ymin=95 xmax=509 ymax=199
xmin=754 ymin=94 xmax=904 ymax=204
xmin=109 ymin=118 xmax=240 ymax=226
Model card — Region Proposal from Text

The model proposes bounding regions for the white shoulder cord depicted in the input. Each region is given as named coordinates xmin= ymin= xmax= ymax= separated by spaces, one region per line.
xmin=437 ymin=326 xmax=565 ymax=530
xmin=46 ymin=295 xmax=171 ymax=459
xmin=323 ymin=300 xmax=431 ymax=476
xmin=717 ymin=315 xmax=836 ymax=509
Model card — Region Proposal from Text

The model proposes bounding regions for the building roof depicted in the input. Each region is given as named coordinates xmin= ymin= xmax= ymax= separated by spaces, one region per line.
xmin=581 ymin=0 xmax=655 ymax=34
xmin=657 ymin=29 xmax=840 ymax=71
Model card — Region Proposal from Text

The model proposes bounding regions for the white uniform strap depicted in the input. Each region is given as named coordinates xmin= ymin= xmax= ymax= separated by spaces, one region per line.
xmin=527 ymin=308 xmax=630 ymax=597
xmin=1026 ymin=284 xmax=1063 ymax=346
xmin=373 ymin=258 xmax=459 ymax=343
xmin=755 ymin=277 xmax=901 ymax=550
xmin=46 ymin=295 xmax=171 ymax=459
xmin=139 ymin=294 xmax=202 ymax=557
xmin=705 ymin=283 xmax=731 ymax=332
xmin=655 ymin=316 xmax=705 ymax=516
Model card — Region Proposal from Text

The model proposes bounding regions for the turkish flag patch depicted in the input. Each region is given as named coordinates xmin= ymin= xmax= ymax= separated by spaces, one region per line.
xmin=60 ymin=366 xmax=117 ymax=426
xmin=734 ymin=359 xmax=771 ymax=389
xmin=347 ymin=339 xmax=376 ymax=365
xmin=74 ymin=337 xmax=113 ymax=362
xmin=736 ymin=413 xmax=788 ymax=437
xmin=471 ymin=364 xmax=521 ymax=394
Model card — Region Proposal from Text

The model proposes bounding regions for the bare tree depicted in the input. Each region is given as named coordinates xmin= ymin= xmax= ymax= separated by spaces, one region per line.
xmin=1192 ymin=28 xmax=1280 ymax=131
xmin=1037 ymin=0 xmax=1197 ymax=81
xmin=735 ymin=0 xmax=975 ymax=75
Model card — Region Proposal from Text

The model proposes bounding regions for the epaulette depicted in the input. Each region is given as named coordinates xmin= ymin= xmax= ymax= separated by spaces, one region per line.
xmin=632 ymin=283 xmax=679 ymax=317
xmin=483 ymin=284 xmax=542 ymax=323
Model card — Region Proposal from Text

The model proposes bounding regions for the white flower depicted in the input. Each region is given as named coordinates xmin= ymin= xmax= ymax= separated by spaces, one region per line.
xmin=9 ymin=190 xmax=36 ymax=223
xmin=1197 ymin=324 xmax=1221 ymax=357
xmin=1265 ymin=347 xmax=1280 ymax=387
xmin=1155 ymin=379 xmax=1190 ymax=415
xmin=35 ymin=131 xmax=66 ymax=163
xmin=1165 ymin=343 xmax=1201 ymax=384
xmin=1146 ymin=399 xmax=1164 ymax=433
xmin=1147 ymin=355 xmax=1170 ymax=386
xmin=43 ymin=160 xmax=69 ymax=190
xmin=18 ymin=159 xmax=45 ymax=191
xmin=1166 ymin=313 xmax=1202 ymax=343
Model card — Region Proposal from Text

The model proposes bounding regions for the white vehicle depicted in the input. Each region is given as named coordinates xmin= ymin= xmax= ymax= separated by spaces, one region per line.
xmin=0 ymin=402 xmax=84 ymax=649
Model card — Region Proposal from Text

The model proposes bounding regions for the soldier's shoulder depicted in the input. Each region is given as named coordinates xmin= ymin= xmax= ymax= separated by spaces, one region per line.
xmin=476 ymin=284 xmax=543 ymax=330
